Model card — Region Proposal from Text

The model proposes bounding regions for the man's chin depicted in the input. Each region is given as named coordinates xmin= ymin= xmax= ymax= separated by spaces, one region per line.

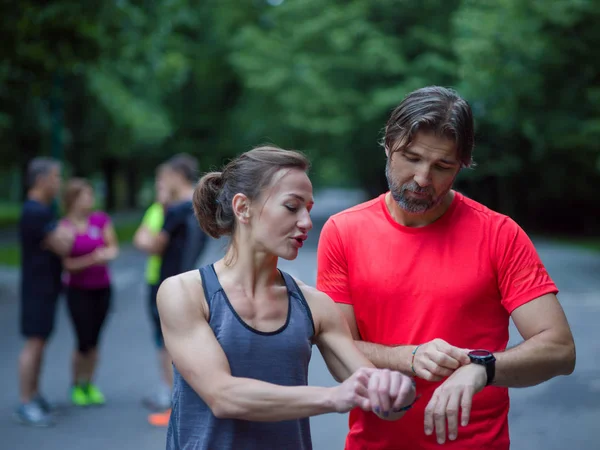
xmin=397 ymin=200 xmax=432 ymax=215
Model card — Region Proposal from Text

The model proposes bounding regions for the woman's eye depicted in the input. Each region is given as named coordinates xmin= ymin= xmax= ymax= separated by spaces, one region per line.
xmin=285 ymin=205 xmax=298 ymax=213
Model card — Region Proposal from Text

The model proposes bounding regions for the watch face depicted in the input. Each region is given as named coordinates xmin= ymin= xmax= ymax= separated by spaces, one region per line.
xmin=470 ymin=350 xmax=491 ymax=358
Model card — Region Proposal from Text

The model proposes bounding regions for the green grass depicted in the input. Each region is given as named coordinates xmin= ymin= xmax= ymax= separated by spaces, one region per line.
xmin=0 ymin=201 xmax=20 ymax=228
xmin=552 ymin=236 xmax=600 ymax=253
xmin=0 ymin=245 xmax=21 ymax=266
xmin=0 ymin=220 xmax=140 ymax=267
xmin=114 ymin=221 xmax=139 ymax=244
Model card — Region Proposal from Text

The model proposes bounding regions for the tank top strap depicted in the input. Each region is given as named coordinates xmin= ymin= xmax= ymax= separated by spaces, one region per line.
xmin=198 ymin=264 xmax=222 ymax=310
xmin=279 ymin=270 xmax=316 ymax=336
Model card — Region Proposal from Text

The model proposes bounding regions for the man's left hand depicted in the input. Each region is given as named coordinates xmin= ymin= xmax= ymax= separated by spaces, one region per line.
xmin=424 ymin=363 xmax=487 ymax=444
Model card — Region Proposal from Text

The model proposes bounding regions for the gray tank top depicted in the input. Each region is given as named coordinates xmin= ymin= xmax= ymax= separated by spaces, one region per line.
xmin=166 ymin=264 xmax=316 ymax=450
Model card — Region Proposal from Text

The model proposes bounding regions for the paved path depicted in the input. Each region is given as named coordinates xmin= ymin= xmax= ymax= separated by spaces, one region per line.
xmin=0 ymin=231 xmax=597 ymax=449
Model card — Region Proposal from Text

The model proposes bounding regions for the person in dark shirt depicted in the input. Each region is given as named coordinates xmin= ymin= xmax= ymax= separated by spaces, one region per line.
xmin=15 ymin=157 xmax=73 ymax=427
xmin=134 ymin=153 xmax=208 ymax=426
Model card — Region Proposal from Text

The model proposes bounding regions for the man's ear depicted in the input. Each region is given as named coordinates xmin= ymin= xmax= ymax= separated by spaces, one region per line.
xmin=232 ymin=193 xmax=251 ymax=224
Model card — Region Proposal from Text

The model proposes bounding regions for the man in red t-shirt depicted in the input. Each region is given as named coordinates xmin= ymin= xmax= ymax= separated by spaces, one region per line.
xmin=317 ymin=86 xmax=576 ymax=449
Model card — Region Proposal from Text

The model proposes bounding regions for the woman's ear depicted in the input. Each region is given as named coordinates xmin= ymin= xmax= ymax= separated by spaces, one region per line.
xmin=232 ymin=193 xmax=251 ymax=225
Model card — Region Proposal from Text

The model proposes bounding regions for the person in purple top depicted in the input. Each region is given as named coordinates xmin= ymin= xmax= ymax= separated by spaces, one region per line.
xmin=60 ymin=178 xmax=119 ymax=407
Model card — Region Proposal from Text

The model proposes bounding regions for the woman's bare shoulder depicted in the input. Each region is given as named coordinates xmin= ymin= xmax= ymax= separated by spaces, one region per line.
xmin=157 ymin=270 xmax=208 ymax=319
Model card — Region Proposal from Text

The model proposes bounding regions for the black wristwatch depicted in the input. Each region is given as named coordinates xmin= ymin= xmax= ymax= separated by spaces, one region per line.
xmin=468 ymin=350 xmax=496 ymax=386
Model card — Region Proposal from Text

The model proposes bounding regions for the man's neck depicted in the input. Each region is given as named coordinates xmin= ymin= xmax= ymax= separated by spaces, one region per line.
xmin=175 ymin=185 xmax=194 ymax=202
xmin=385 ymin=190 xmax=455 ymax=228
xmin=28 ymin=188 xmax=50 ymax=205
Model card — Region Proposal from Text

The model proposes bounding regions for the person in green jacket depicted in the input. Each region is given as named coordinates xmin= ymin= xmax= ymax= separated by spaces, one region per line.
xmin=134 ymin=164 xmax=174 ymax=411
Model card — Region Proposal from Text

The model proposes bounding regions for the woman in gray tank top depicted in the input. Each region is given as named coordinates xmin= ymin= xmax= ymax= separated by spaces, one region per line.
xmin=157 ymin=146 xmax=417 ymax=450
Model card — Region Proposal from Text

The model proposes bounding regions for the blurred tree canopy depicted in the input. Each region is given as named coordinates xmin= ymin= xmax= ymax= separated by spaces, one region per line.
xmin=0 ymin=0 xmax=598 ymax=233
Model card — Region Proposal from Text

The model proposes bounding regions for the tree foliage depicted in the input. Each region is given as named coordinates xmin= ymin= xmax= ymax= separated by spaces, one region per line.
xmin=0 ymin=0 xmax=598 ymax=231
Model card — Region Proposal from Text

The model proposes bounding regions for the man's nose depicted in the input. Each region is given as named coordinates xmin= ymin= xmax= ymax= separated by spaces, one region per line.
xmin=413 ymin=167 xmax=432 ymax=188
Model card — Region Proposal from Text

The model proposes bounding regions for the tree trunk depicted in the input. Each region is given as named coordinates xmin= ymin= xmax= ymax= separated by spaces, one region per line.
xmin=125 ymin=159 xmax=138 ymax=209
xmin=102 ymin=158 xmax=118 ymax=211
xmin=18 ymin=134 xmax=42 ymax=200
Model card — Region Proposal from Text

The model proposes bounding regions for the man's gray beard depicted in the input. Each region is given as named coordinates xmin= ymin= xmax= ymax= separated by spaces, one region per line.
xmin=385 ymin=160 xmax=436 ymax=214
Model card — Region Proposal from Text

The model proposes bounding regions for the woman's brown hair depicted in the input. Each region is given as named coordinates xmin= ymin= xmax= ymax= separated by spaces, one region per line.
xmin=63 ymin=178 xmax=93 ymax=213
xmin=193 ymin=145 xmax=310 ymax=240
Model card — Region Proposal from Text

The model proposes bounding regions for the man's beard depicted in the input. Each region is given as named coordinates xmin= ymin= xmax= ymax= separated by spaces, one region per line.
xmin=385 ymin=159 xmax=444 ymax=214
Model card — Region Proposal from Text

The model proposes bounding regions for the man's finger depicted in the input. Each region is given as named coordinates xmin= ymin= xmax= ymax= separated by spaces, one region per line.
xmin=424 ymin=394 xmax=437 ymax=436
xmin=434 ymin=392 xmax=450 ymax=445
xmin=446 ymin=346 xmax=471 ymax=366
xmin=420 ymin=368 xmax=444 ymax=383
xmin=461 ymin=385 xmax=475 ymax=427
xmin=424 ymin=359 xmax=453 ymax=378
xmin=446 ymin=391 xmax=461 ymax=441
xmin=431 ymin=351 xmax=461 ymax=370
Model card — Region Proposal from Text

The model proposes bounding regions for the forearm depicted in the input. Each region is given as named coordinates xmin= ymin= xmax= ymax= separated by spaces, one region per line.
xmin=320 ymin=342 xmax=375 ymax=382
xmin=134 ymin=229 xmax=165 ymax=255
xmin=104 ymin=245 xmax=119 ymax=260
xmin=493 ymin=331 xmax=576 ymax=388
xmin=44 ymin=235 xmax=72 ymax=257
xmin=355 ymin=341 xmax=415 ymax=375
xmin=64 ymin=254 xmax=98 ymax=272
xmin=212 ymin=378 xmax=335 ymax=421
xmin=133 ymin=230 xmax=154 ymax=253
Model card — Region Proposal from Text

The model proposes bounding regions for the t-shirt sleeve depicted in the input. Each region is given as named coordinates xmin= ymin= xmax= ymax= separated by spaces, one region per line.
xmin=495 ymin=217 xmax=558 ymax=314
xmin=21 ymin=205 xmax=57 ymax=244
xmin=316 ymin=217 xmax=353 ymax=305
xmin=142 ymin=203 xmax=163 ymax=232
xmin=141 ymin=205 xmax=155 ymax=226
xmin=161 ymin=206 xmax=184 ymax=236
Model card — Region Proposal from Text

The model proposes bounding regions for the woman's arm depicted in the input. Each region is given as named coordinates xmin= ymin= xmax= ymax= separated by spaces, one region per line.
xmin=63 ymin=252 xmax=101 ymax=273
xmin=300 ymin=281 xmax=417 ymax=420
xmin=100 ymin=221 xmax=119 ymax=261
xmin=158 ymin=272 xmax=375 ymax=422
xmin=63 ymin=217 xmax=119 ymax=272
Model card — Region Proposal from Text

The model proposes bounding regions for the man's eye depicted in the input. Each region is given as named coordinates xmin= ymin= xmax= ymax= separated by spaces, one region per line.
xmin=404 ymin=155 xmax=419 ymax=162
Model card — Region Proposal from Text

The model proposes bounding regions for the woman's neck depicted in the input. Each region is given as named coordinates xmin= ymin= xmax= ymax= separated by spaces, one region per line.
xmin=66 ymin=210 xmax=89 ymax=223
xmin=217 ymin=244 xmax=280 ymax=298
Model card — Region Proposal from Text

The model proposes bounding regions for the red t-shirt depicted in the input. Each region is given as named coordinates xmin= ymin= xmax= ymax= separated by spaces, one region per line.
xmin=316 ymin=192 xmax=558 ymax=450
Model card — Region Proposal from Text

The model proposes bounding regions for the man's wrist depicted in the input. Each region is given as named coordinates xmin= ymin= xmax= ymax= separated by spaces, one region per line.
xmin=466 ymin=362 xmax=488 ymax=389
xmin=393 ymin=345 xmax=417 ymax=374
xmin=467 ymin=349 xmax=496 ymax=386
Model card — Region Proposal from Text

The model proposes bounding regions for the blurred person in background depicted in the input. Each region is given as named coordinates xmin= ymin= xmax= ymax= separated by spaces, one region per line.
xmin=317 ymin=86 xmax=576 ymax=449
xmin=60 ymin=178 xmax=119 ymax=407
xmin=159 ymin=146 xmax=416 ymax=450
xmin=15 ymin=157 xmax=74 ymax=427
xmin=135 ymin=153 xmax=208 ymax=427
xmin=134 ymin=163 xmax=175 ymax=412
